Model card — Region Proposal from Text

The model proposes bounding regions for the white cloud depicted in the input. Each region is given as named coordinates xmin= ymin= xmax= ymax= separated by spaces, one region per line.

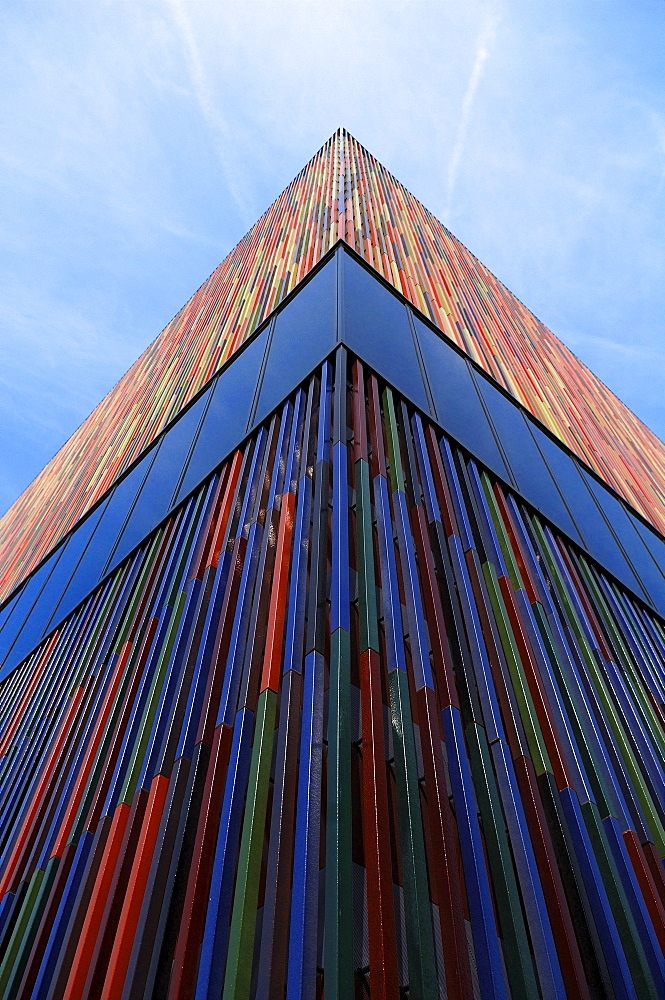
xmin=0 ymin=0 xmax=664 ymax=512
xmin=444 ymin=1 xmax=500 ymax=221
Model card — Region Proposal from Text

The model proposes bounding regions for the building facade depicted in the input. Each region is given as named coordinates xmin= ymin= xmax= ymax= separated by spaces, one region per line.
xmin=0 ymin=132 xmax=663 ymax=999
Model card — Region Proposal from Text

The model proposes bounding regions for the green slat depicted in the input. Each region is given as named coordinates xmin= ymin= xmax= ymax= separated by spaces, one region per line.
xmin=68 ymin=566 xmax=128 ymax=693
xmin=481 ymin=561 xmax=552 ymax=776
xmin=355 ymin=459 xmax=379 ymax=654
xmin=324 ymin=627 xmax=354 ymax=1000
xmin=223 ymin=687 xmax=278 ymax=1000
xmin=532 ymin=519 xmax=665 ymax=852
xmin=112 ymin=529 xmax=166 ymax=655
xmin=388 ymin=668 xmax=438 ymax=1000
xmin=576 ymin=558 xmax=665 ymax=765
xmin=531 ymin=602 xmax=613 ymax=814
xmin=381 ymin=386 xmax=405 ymax=495
xmin=466 ymin=724 xmax=539 ymax=999
xmin=480 ymin=471 xmax=523 ymax=592
xmin=582 ymin=801 xmax=659 ymax=1000
xmin=68 ymin=589 xmax=187 ymax=842
xmin=118 ymin=588 xmax=189 ymax=807
xmin=0 ymin=866 xmax=46 ymax=998
xmin=0 ymin=855 xmax=60 ymax=1000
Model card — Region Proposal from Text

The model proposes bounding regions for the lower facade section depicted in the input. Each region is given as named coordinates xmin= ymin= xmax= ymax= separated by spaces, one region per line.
xmin=0 ymin=351 xmax=663 ymax=999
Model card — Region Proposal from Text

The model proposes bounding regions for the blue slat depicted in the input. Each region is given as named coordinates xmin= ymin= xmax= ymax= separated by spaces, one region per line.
xmin=194 ymin=707 xmax=255 ymax=1000
xmin=602 ymin=815 xmax=665 ymax=991
xmin=393 ymin=489 xmax=434 ymax=690
xmin=217 ymin=522 xmax=263 ymax=727
xmin=331 ymin=441 xmax=350 ymax=634
xmin=373 ymin=474 xmax=406 ymax=674
xmin=441 ymin=704 xmax=508 ymax=1000
xmin=447 ymin=533 xmax=508 ymax=746
xmin=31 ymin=832 xmax=95 ymax=1000
xmin=175 ymin=555 xmax=232 ymax=761
xmin=410 ymin=412 xmax=439 ymax=525
xmin=514 ymin=587 xmax=592 ymax=802
xmin=559 ymin=787 xmax=638 ymax=1000
xmin=287 ymin=651 xmax=325 ymax=1000
xmin=466 ymin=461 xmax=509 ymax=576
xmin=490 ymin=739 xmax=567 ymax=1000
xmin=439 ymin=437 xmax=473 ymax=550
xmin=316 ymin=362 xmax=332 ymax=466
xmin=282 ymin=477 xmax=313 ymax=675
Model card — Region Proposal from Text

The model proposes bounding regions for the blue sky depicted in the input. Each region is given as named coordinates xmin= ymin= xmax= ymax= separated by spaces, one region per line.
xmin=1 ymin=0 xmax=664 ymax=516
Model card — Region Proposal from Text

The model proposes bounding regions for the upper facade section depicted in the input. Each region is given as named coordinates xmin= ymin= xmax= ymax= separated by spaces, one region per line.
xmin=1 ymin=128 xmax=663 ymax=602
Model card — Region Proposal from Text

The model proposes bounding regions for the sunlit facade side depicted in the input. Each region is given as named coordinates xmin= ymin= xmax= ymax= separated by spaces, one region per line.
xmin=0 ymin=150 xmax=663 ymax=1000
xmin=2 ymin=129 xmax=665 ymax=605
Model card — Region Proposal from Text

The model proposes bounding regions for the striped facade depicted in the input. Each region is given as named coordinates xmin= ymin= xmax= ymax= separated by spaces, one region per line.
xmin=0 ymin=139 xmax=663 ymax=1000
xmin=1 ymin=128 xmax=665 ymax=604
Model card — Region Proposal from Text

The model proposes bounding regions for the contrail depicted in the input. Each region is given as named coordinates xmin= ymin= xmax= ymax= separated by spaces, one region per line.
xmin=167 ymin=0 xmax=255 ymax=225
xmin=445 ymin=3 xmax=499 ymax=221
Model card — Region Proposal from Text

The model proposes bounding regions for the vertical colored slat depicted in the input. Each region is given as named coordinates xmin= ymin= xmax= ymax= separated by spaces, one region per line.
xmin=324 ymin=628 xmax=353 ymax=1000
xmin=255 ymin=668 xmax=302 ymax=999
xmin=287 ymin=651 xmax=325 ymax=1000
xmin=325 ymin=353 xmax=353 ymax=998
xmin=358 ymin=648 xmax=400 ymax=999
xmin=0 ymin=352 xmax=663 ymax=1000
xmin=193 ymin=707 xmax=255 ymax=1000
xmin=441 ymin=705 xmax=508 ymax=1000
xmin=465 ymin=726 xmax=540 ymax=1000
xmin=223 ymin=688 xmax=277 ymax=999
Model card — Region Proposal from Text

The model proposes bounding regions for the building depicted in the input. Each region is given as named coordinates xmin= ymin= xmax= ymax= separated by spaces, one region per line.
xmin=0 ymin=129 xmax=663 ymax=999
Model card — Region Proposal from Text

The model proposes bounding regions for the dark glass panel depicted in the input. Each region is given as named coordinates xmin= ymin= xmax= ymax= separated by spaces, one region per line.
xmin=40 ymin=497 xmax=111 ymax=633
xmin=0 ymin=589 xmax=25 ymax=669
xmin=255 ymin=257 xmax=337 ymax=423
xmin=532 ymin=428 xmax=645 ymax=589
xmin=0 ymin=588 xmax=21 ymax=634
xmin=112 ymin=392 xmax=209 ymax=567
xmin=0 ymin=553 xmax=64 ymax=671
xmin=2 ymin=562 xmax=74 ymax=676
xmin=51 ymin=452 xmax=154 ymax=624
xmin=530 ymin=431 xmax=591 ymax=513
xmin=581 ymin=471 xmax=657 ymax=602
xmin=341 ymin=253 xmax=429 ymax=411
xmin=174 ymin=328 xmax=267 ymax=506
xmin=474 ymin=379 xmax=583 ymax=543
xmin=629 ymin=513 xmax=665 ymax=573
xmin=6 ymin=540 xmax=78 ymax=660
xmin=414 ymin=315 xmax=508 ymax=479
xmin=0 ymin=591 xmax=21 ymax=681
xmin=626 ymin=514 xmax=665 ymax=615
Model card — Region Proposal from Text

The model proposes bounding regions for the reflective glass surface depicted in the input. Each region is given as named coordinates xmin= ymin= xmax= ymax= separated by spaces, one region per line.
xmin=0 ymin=591 xmax=22 ymax=679
xmin=174 ymin=328 xmax=267 ymax=506
xmin=0 ymin=554 xmax=63 ymax=669
xmin=629 ymin=512 xmax=665 ymax=573
xmin=41 ymin=497 xmax=111 ymax=631
xmin=3 ymin=570 xmax=71 ymax=676
xmin=50 ymin=452 xmax=154 ymax=624
xmin=0 ymin=588 xmax=30 ymax=668
xmin=0 ymin=499 xmax=110 ymax=676
xmin=582 ymin=471 xmax=658 ymax=601
xmin=112 ymin=392 xmax=209 ymax=567
xmin=0 ymin=591 xmax=21 ymax=681
xmin=342 ymin=253 xmax=429 ymax=411
xmin=626 ymin=514 xmax=665 ymax=615
xmin=475 ymin=380 xmax=583 ymax=544
xmin=531 ymin=429 xmax=644 ymax=591
xmin=0 ymin=590 xmax=20 ymax=638
xmin=255 ymin=256 xmax=337 ymax=423
xmin=414 ymin=316 xmax=509 ymax=479
xmin=3 ymin=540 xmax=79 ymax=667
